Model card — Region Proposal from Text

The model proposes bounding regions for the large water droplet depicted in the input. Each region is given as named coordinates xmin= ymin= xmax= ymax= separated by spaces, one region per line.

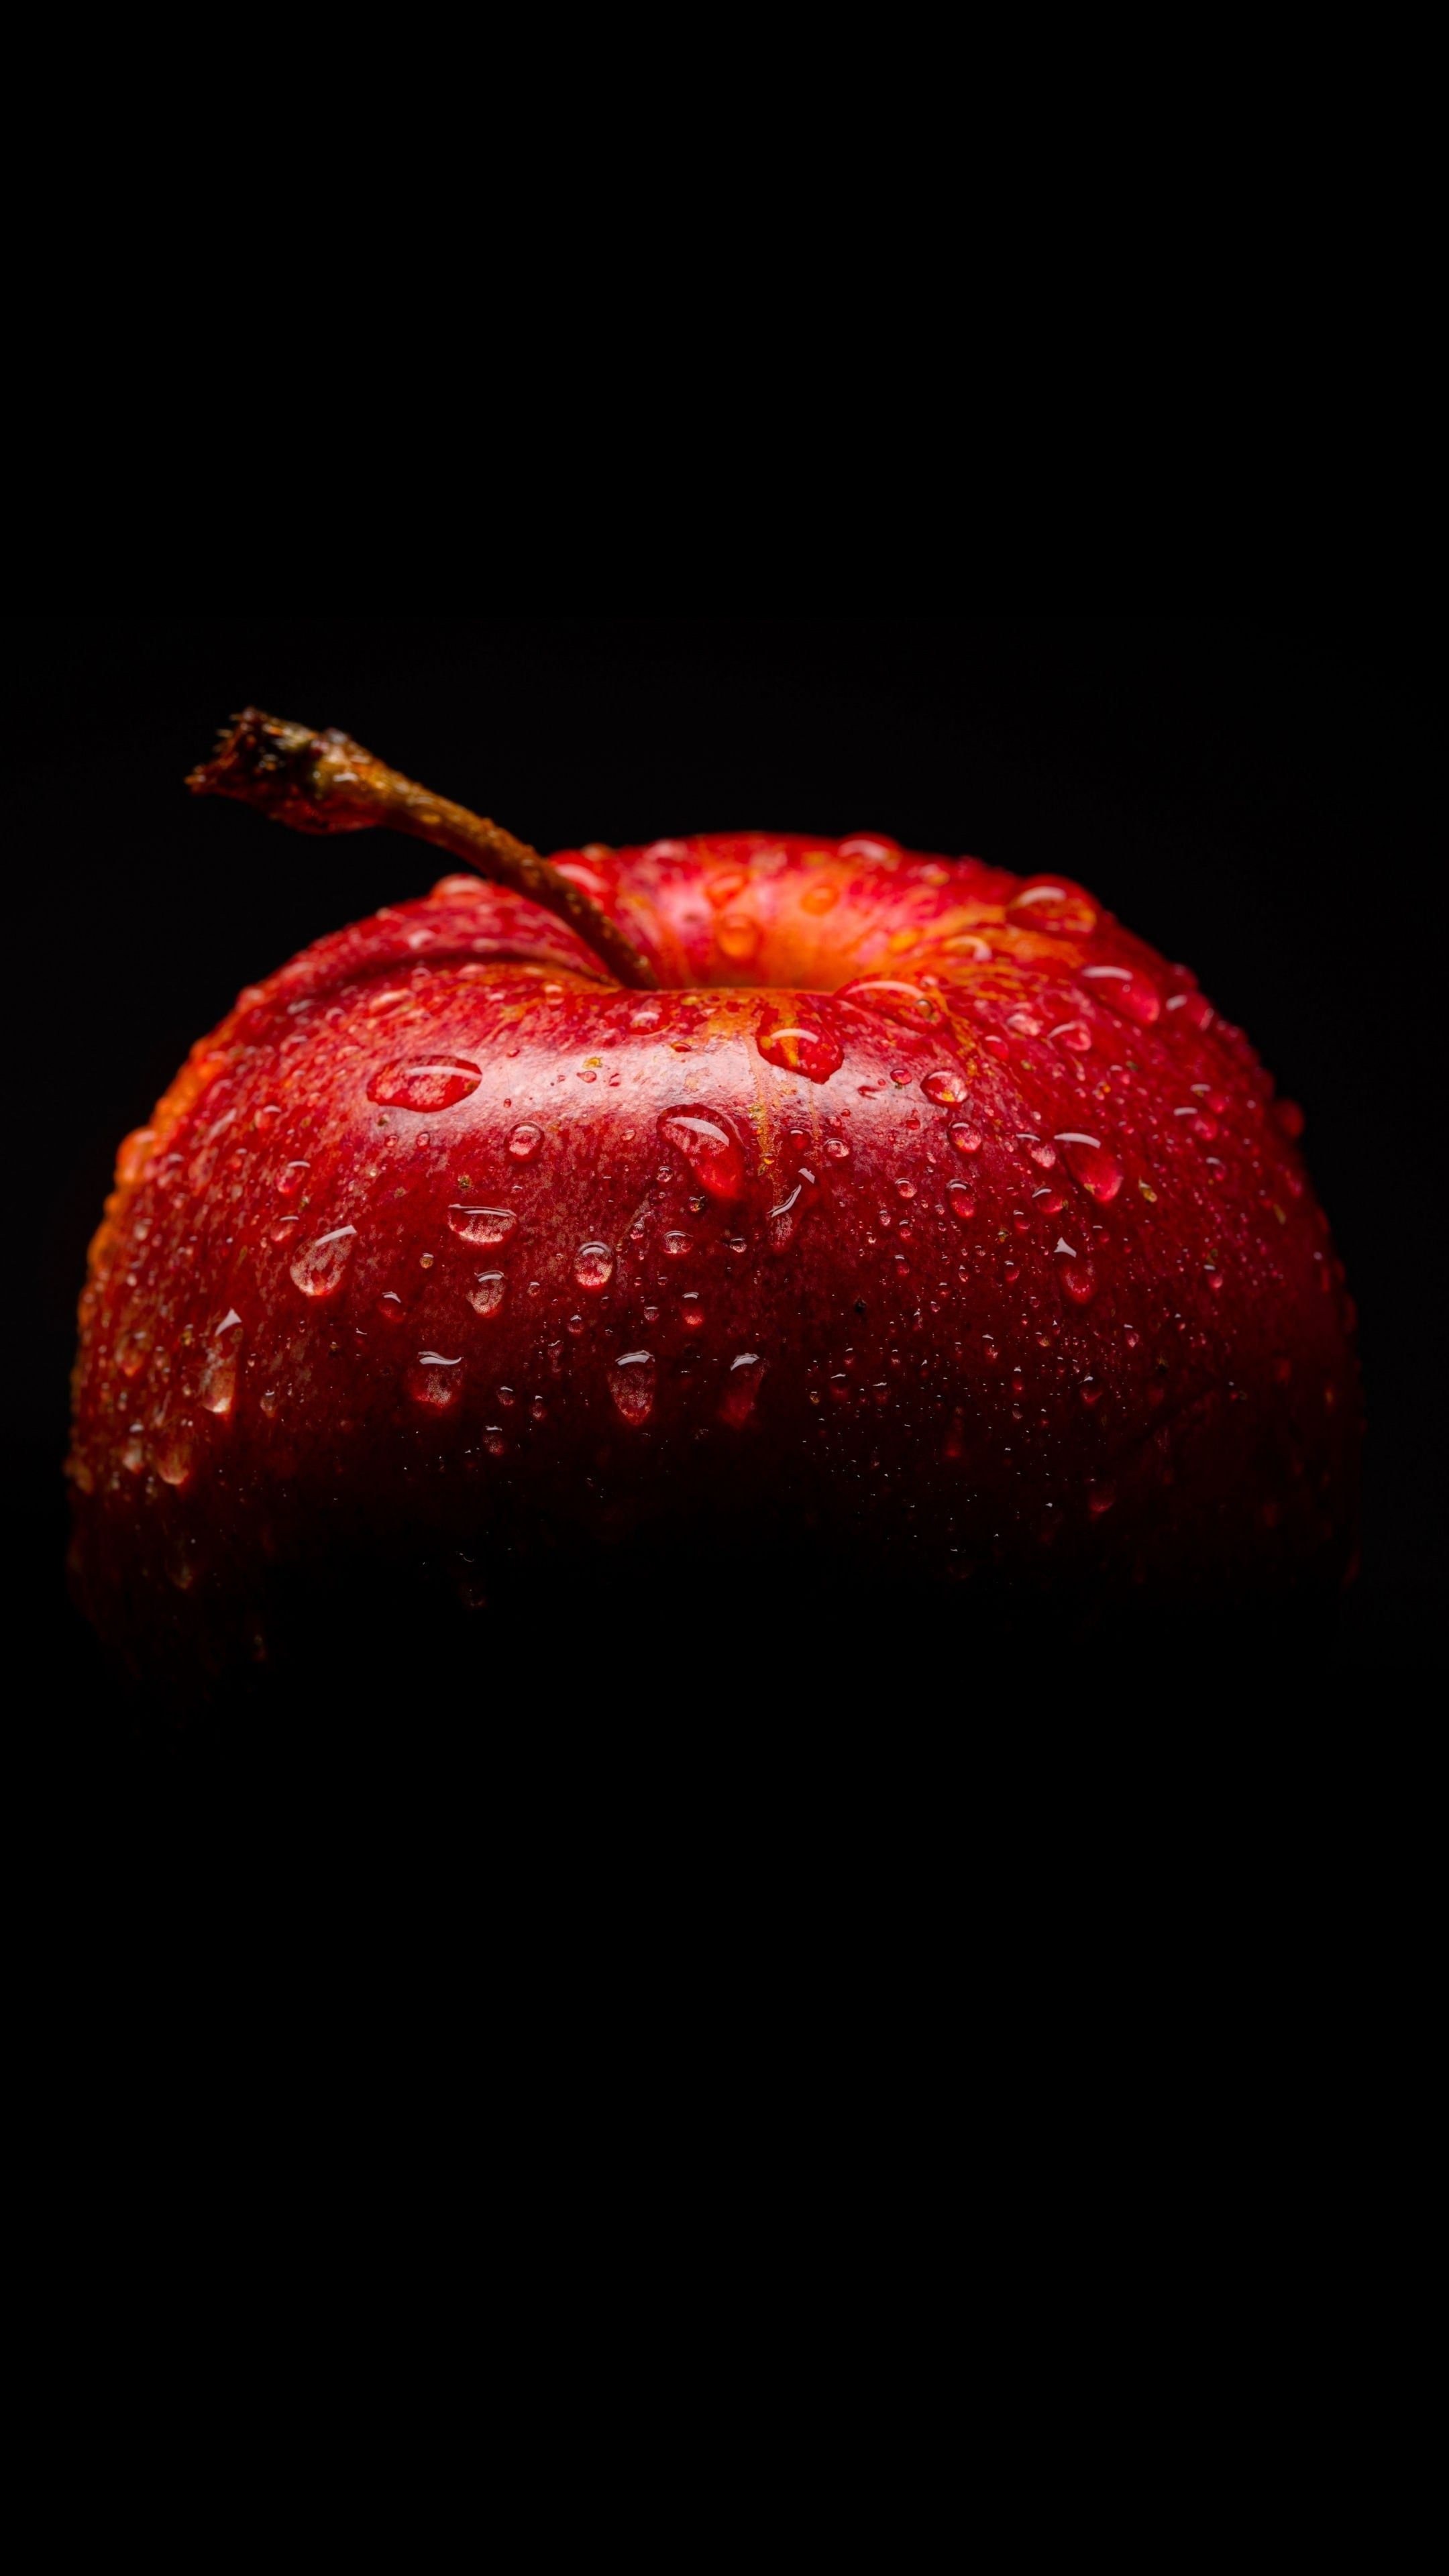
xmin=1004 ymin=879 xmax=1097 ymax=937
xmin=155 ymin=1432 xmax=194 ymax=1488
xmin=448 ymin=1205 xmax=517 ymax=1248
xmin=199 ymin=1308 xmax=242 ymax=1416
xmin=657 ymin=1111 xmax=746 ymax=1201
xmin=407 ymin=1352 xmax=464 ymax=1408
xmin=755 ymin=1014 xmax=844 ymax=1083
xmin=276 ymin=1160 xmax=310 ymax=1198
xmin=837 ymin=977 xmax=942 ymax=1030
xmin=468 ymin=1273 xmax=506 ymax=1317
xmin=716 ymin=911 xmax=761 ymax=962
xmin=949 ymin=1125 xmax=983 ymax=1157
xmin=574 ymin=1241 xmax=614 ymax=1292
xmin=1054 ymin=1132 xmax=1124 ymax=1203
xmin=608 ymin=1350 xmax=656 ymax=1424
xmin=1165 ymin=990 xmax=1213 ymax=1031
xmin=290 ymin=1225 xmax=358 ymax=1299
xmin=922 ymin=1069 xmax=969 ymax=1105
xmin=1079 ymin=965 xmax=1160 ymax=1026
xmin=368 ymin=1057 xmax=482 ymax=1111
xmin=1055 ymin=1240 xmax=1097 ymax=1302
xmin=948 ymin=1182 xmax=976 ymax=1220
xmin=507 ymin=1124 xmax=543 ymax=1161
xmin=718 ymin=1351 xmax=765 ymax=1426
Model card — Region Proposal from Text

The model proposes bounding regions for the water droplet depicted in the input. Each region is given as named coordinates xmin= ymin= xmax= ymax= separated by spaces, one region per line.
xmin=1005 ymin=879 xmax=1097 ymax=937
xmin=837 ymin=977 xmax=941 ymax=1030
xmin=368 ymin=1057 xmax=482 ymax=1112
xmin=276 ymin=1160 xmax=310 ymax=1197
xmin=1054 ymin=1132 xmax=1124 ymax=1203
xmin=767 ymin=1184 xmax=805 ymax=1252
xmin=1165 ymin=991 xmax=1213 ymax=1030
xmin=377 ymin=1291 xmax=408 ymax=1325
xmin=1079 ymin=965 xmax=1160 ymax=1026
xmin=718 ymin=1350 xmax=765 ymax=1426
xmin=895 ymin=1178 xmax=916 ymax=1200
xmin=448 ymin=1205 xmax=518 ymax=1247
xmin=468 ymin=1273 xmax=506 ymax=1318
xmin=269 ymin=1216 xmax=299 ymax=1246
xmin=629 ymin=1002 xmax=663 ymax=1030
xmin=657 ymin=1110 xmax=746 ymax=1200
xmin=755 ymin=1013 xmax=845 ymax=1083
xmin=1032 ymin=1185 xmax=1065 ymax=1214
xmin=824 ymin=1135 xmax=851 ymax=1161
xmin=483 ymin=1427 xmax=507 ymax=1456
xmin=801 ymin=881 xmax=839 ymax=914
xmin=949 ymin=1126 xmax=983 ymax=1158
xmin=1087 ymin=1481 xmax=1116 ymax=1516
xmin=1055 ymin=1242 xmax=1097 ymax=1303
xmin=922 ymin=1068 xmax=969 ymax=1106
xmin=574 ymin=1241 xmax=614 ymax=1292
xmin=407 ymin=1352 xmax=464 ymax=1408
xmin=1204 ymin=1264 xmax=1224 ymax=1293
xmin=715 ymin=911 xmax=761 ymax=962
xmin=608 ymin=1349 xmax=656 ymax=1424
xmin=199 ymin=1309 xmax=242 ymax=1416
xmin=1049 ymin=1020 xmax=1094 ymax=1053
xmin=1274 ymin=1098 xmax=1305 ymax=1138
xmin=508 ymin=1124 xmax=543 ymax=1161
xmin=1007 ymin=1010 xmax=1042 ymax=1037
xmin=681 ymin=1293 xmax=704 ymax=1327
xmin=948 ymin=1183 xmax=975 ymax=1220
xmin=156 ymin=1433 xmax=194 ymax=1488
xmin=290 ymin=1225 xmax=358 ymax=1299
xmin=663 ymin=1230 xmax=690 ymax=1258
xmin=1079 ymin=1377 xmax=1102 ymax=1405
xmin=1022 ymin=1136 xmax=1057 ymax=1169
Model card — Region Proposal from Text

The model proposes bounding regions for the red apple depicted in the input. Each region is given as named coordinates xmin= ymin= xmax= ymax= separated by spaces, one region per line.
xmin=66 ymin=715 xmax=1360 ymax=1705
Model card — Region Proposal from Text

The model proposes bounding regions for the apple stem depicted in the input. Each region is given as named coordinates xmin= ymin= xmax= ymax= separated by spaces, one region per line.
xmin=186 ymin=708 xmax=657 ymax=989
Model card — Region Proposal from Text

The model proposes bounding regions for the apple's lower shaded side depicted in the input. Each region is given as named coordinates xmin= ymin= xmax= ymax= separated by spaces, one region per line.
xmin=67 ymin=853 xmax=1360 ymax=1728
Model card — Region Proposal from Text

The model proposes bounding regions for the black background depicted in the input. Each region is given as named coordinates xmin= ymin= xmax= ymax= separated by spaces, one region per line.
xmin=6 ymin=616 xmax=1442 ymax=1750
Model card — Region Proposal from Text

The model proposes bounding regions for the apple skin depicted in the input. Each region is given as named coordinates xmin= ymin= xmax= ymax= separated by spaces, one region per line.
xmin=67 ymin=834 xmax=1359 ymax=1695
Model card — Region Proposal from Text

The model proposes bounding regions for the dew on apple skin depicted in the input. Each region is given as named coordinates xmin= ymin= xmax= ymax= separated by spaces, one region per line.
xmin=377 ymin=1291 xmax=408 ymax=1326
xmin=629 ymin=1002 xmax=663 ymax=1030
xmin=407 ymin=1352 xmax=464 ymax=1409
xmin=754 ymin=1014 xmax=845 ymax=1083
xmin=1087 ymin=1480 xmax=1116 ymax=1516
xmin=657 ymin=1111 xmax=746 ymax=1201
xmin=368 ymin=1057 xmax=482 ymax=1112
xmin=824 ymin=1135 xmax=851 ymax=1161
xmin=948 ymin=1183 xmax=976 ymax=1221
xmin=290 ymin=1225 xmax=358 ymax=1299
xmin=1165 ymin=990 xmax=1213 ymax=1032
xmin=1079 ymin=965 xmax=1160 ymax=1026
xmin=483 ymin=1427 xmax=507 ymax=1457
xmin=1055 ymin=1240 xmax=1097 ymax=1303
xmin=269 ymin=1216 xmax=299 ymax=1246
xmin=663 ymin=1230 xmax=690 ymax=1258
xmin=1054 ymin=1132 xmax=1124 ymax=1204
xmin=718 ymin=1351 xmax=765 ymax=1426
xmin=468 ymin=1273 xmax=506 ymax=1318
xmin=767 ymin=1183 xmax=806 ymax=1253
xmin=276 ymin=1161 xmax=310 ymax=1198
xmin=508 ymin=1124 xmax=543 ymax=1162
xmin=608 ymin=1350 xmax=656 ymax=1424
xmin=1049 ymin=1020 xmax=1094 ymax=1053
xmin=448 ymin=1205 xmax=518 ymax=1248
xmin=837 ymin=977 xmax=941 ymax=1030
xmin=199 ymin=1309 xmax=242 ymax=1416
xmin=949 ymin=1126 xmax=983 ymax=1157
xmin=155 ymin=1432 xmax=194 ymax=1488
xmin=681 ymin=1293 xmax=704 ymax=1327
xmin=1006 ymin=880 xmax=1097 ymax=937
xmin=574 ymin=1242 xmax=614 ymax=1292
xmin=922 ymin=1069 xmax=969 ymax=1106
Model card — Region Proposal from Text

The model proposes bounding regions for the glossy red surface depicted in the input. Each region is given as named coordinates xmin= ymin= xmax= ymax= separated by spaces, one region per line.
xmin=68 ymin=834 xmax=1360 ymax=1686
